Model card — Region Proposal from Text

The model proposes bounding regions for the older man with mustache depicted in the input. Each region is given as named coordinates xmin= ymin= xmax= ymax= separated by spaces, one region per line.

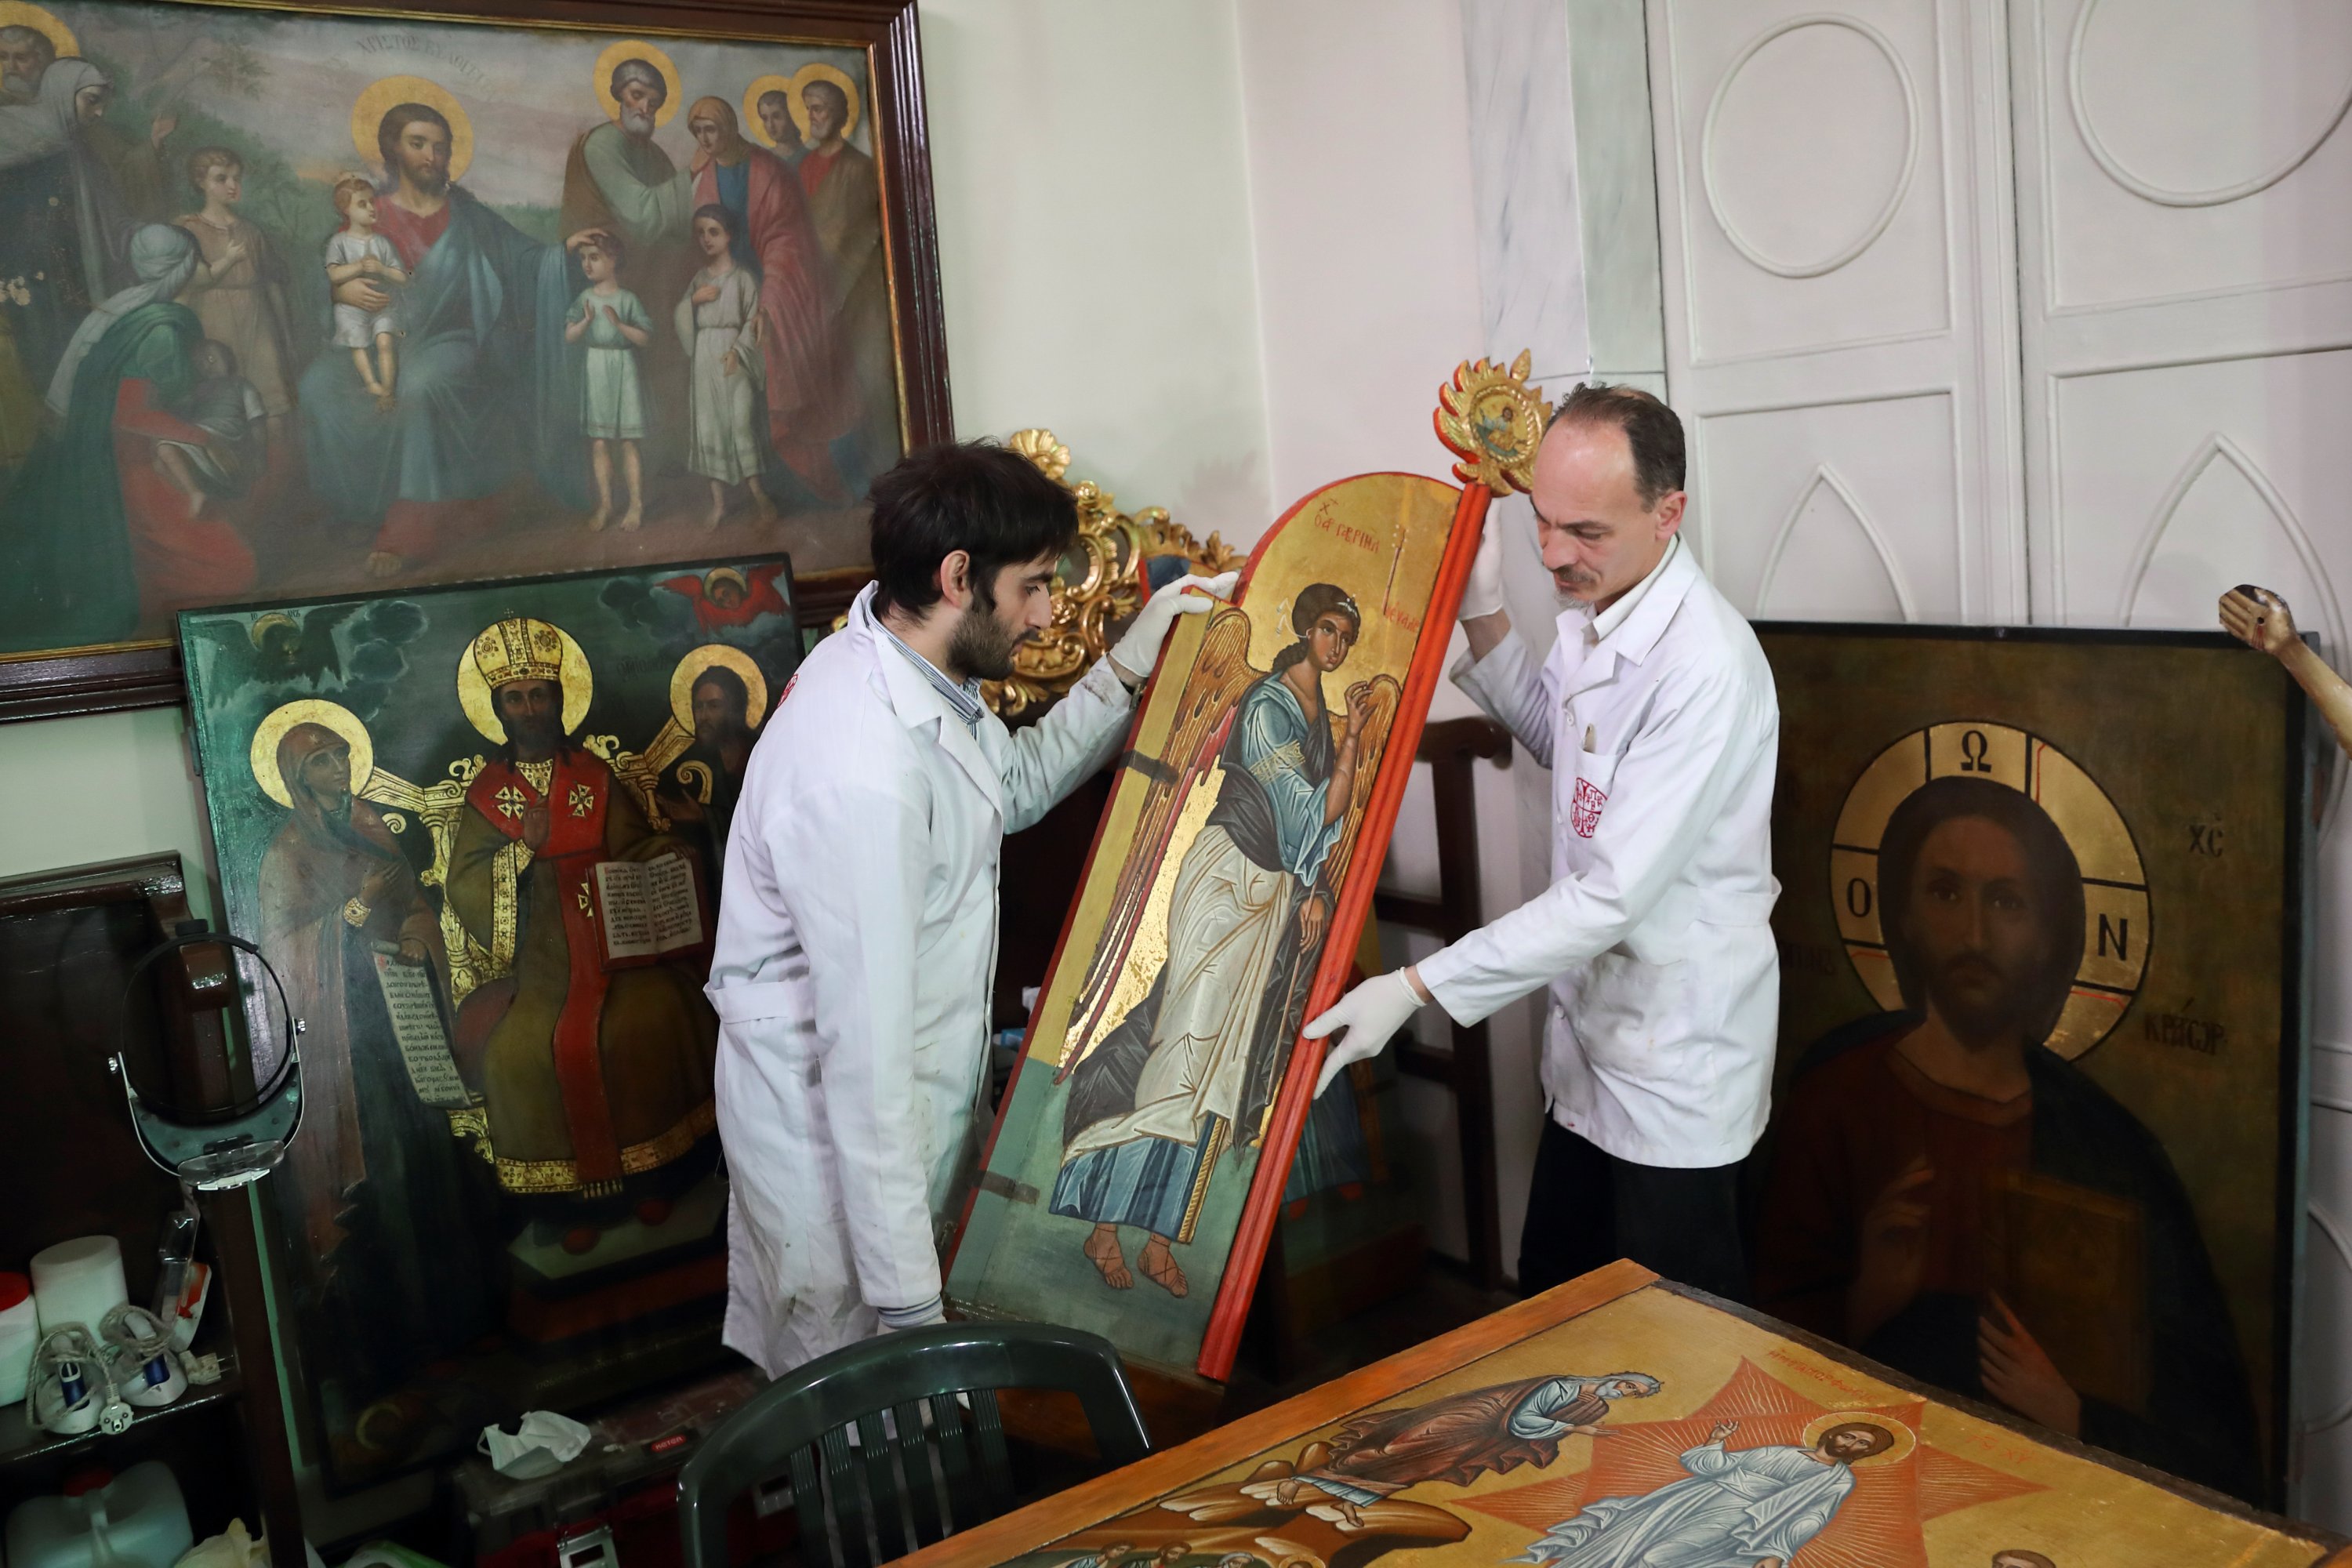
xmin=1307 ymin=383 xmax=1781 ymax=1308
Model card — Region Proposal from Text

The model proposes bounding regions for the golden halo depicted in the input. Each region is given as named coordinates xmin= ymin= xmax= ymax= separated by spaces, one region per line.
xmin=783 ymin=62 xmax=861 ymax=143
xmin=593 ymin=40 xmax=683 ymax=129
xmin=350 ymin=75 xmax=474 ymax=183
xmin=1801 ymin=1410 xmax=1915 ymax=1468
xmin=456 ymin=622 xmax=593 ymax=742
xmin=670 ymin=645 xmax=769 ymax=732
xmin=0 ymin=2 xmax=76 ymax=64
xmin=1830 ymin=722 xmax=2149 ymax=1062
xmin=740 ymin=74 xmax=800 ymax=149
xmin=250 ymin=700 xmax=374 ymax=811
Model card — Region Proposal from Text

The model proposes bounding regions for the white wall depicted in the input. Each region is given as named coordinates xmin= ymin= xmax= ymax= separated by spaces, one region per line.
xmin=1236 ymin=0 xmax=1553 ymax=1274
xmin=919 ymin=0 xmax=1274 ymax=540
xmin=0 ymin=706 xmax=220 ymax=916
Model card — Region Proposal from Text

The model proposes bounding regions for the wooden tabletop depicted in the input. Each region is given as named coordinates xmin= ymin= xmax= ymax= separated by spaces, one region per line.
xmin=902 ymin=1259 xmax=2350 ymax=1567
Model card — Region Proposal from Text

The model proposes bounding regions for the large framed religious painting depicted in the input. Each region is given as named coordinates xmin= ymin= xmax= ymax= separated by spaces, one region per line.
xmin=0 ymin=0 xmax=941 ymax=721
xmin=903 ymin=1262 xmax=2350 ymax=1568
xmin=179 ymin=557 xmax=799 ymax=1490
xmin=1751 ymin=624 xmax=2312 ymax=1510
xmin=947 ymin=357 xmax=1551 ymax=1382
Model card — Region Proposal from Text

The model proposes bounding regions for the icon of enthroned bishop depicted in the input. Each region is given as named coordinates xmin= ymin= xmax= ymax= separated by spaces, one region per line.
xmin=443 ymin=615 xmax=718 ymax=1247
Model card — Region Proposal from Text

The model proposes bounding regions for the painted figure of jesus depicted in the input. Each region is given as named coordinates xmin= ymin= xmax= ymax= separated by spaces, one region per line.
xmin=1516 ymin=1418 xmax=1892 ymax=1568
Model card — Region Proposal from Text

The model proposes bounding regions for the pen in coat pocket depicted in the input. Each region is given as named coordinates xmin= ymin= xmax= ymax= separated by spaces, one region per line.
xmin=1584 ymin=724 xmax=1597 ymax=751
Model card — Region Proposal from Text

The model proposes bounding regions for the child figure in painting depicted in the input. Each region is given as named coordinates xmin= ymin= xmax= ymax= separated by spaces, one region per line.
xmin=566 ymin=232 xmax=652 ymax=532
xmin=152 ymin=339 xmax=267 ymax=517
xmin=177 ymin=148 xmax=295 ymax=444
xmin=675 ymin=204 xmax=775 ymax=530
xmin=323 ymin=175 xmax=406 ymax=414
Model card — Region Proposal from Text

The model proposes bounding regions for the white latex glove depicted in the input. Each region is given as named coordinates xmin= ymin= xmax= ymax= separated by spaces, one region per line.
xmin=1305 ymin=970 xmax=1426 ymax=1097
xmin=1109 ymin=571 xmax=1240 ymax=684
xmin=1457 ymin=516 xmax=1506 ymax=622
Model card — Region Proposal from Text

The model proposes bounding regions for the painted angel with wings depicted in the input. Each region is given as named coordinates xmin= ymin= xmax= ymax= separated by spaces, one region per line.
xmin=1049 ymin=583 xmax=1399 ymax=1298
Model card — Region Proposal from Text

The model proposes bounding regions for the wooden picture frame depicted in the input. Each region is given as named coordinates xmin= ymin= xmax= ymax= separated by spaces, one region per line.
xmin=946 ymin=358 xmax=1548 ymax=1382
xmin=0 ymin=0 xmax=944 ymax=721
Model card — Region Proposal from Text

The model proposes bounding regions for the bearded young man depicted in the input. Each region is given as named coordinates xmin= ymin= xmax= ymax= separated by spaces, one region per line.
xmin=707 ymin=440 xmax=1234 ymax=1374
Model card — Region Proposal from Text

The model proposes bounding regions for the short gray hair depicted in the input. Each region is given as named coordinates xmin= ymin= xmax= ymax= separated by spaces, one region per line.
xmin=608 ymin=58 xmax=665 ymax=108
xmin=0 ymin=26 xmax=57 ymax=68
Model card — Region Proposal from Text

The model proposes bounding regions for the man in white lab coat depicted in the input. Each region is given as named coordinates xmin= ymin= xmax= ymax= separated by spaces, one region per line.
xmin=709 ymin=441 xmax=1235 ymax=1376
xmin=1307 ymin=385 xmax=1779 ymax=1301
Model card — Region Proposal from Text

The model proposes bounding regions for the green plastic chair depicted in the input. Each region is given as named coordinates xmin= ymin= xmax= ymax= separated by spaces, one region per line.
xmin=676 ymin=1322 xmax=1151 ymax=1568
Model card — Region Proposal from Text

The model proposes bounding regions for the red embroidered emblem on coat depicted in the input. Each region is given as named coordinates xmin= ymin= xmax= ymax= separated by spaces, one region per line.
xmin=1572 ymin=777 xmax=1607 ymax=838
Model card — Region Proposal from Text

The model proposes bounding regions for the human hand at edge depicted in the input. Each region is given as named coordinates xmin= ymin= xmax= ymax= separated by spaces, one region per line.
xmin=1107 ymin=570 xmax=1241 ymax=685
xmin=1305 ymin=968 xmax=1427 ymax=1097
xmin=1458 ymin=514 xmax=1507 ymax=622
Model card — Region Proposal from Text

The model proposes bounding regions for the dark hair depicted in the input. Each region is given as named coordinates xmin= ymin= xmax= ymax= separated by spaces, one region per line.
xmin=610 ymin=58 xmax=666 ymax=109
xmin=377 ymin=103 xmax=452 ymax=172
xmin=1991 ymin=1555 xmax=2056 ymax=1568
xmin=867 ymin=441 xmax=1079 ymax=619
xmin=492 ymin=679 xmax=572 ymax=760
xmin=804 ymin=79 xmax=849 ymax=119
xmin=757 ymin=89 xmax=792 ymax=117
xmin=1270 ymin=583 xmax=1361 ymax=676
xmin=691 ymin=664 xmax=750 ymax=714
xmin=1818 ymin=1421 xmax=1895 ymax=1460
xmin=1878 ymin=775 xmax=2083 ymax=1044
xmin=691 ymin=201 xmax=741 ymax=242
xmin=580 ymin=229 xmax=626 ymax=270
xmin=198 ymin=339 xmax=238 ymax=376
xmin=1554 ymin=382 xmax=1686 ymax=506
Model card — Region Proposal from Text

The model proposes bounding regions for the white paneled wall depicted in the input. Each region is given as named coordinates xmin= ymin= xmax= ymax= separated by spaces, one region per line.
xmin=1646 ymin=0 xmax=2027 ymax=623
xmin=2006 ymin=0 xmax=2352 ymax=1518
xmin=1475 ymin=0 xmax=2352 ymax=1526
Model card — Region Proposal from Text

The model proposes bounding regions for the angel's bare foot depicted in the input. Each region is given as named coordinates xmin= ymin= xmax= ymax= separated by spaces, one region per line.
xmin=365 ymin=550 xmax=401 ymax=579
xmin=1083 ymin=1224 xmax=1131 ymax=1289
xmin=619 ymin=503 xmax=643 ymax=532
xmin=751 ymin=482 xmax=778 ymax=521
xmin=1136 ymin=1235 xmax=1188 ymax=1297
xmin=702 ymin=500 xmax=726 ymax=530
xmin=586 ymin=506 xmax=609 ymax=532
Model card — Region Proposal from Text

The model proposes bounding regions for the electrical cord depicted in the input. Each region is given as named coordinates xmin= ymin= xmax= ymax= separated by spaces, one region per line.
xmin=30 ymin=1325 xmax=131 ymax=1436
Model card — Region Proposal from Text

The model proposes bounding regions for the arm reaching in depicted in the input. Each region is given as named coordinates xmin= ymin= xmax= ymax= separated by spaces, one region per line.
xmin=2221 ymin=586 xmax=2352 ymax=760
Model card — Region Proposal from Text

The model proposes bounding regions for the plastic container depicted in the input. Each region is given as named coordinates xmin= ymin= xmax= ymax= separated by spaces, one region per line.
xmin=0 ymin=1272 xmax=34 ymax=1406
xmin=3 ymin=1462 xmax=193 ymax=1568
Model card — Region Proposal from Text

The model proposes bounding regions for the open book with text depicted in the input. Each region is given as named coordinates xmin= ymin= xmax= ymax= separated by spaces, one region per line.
xmin=589 ymin=855 xmax=708 ymax=970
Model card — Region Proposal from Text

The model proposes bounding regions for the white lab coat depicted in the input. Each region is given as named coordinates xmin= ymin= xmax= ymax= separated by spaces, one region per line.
xmin=706 ymin=585 xmax=1135 ymax=1375
xmin=1416 ymin=539 xmax=1781 ymax=1167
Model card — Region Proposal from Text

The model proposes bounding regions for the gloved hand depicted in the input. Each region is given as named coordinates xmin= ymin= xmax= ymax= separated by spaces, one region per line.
xmin=1305 ymin=969 xmax=1428 ymax=1097
xmin=876 ymin=1294 xmax=947 ymax=1331
xmin=1109 ymin=571 xmax=1241 ymax=685
xmin=1457 ymin=516 xmax=1507 ymax=622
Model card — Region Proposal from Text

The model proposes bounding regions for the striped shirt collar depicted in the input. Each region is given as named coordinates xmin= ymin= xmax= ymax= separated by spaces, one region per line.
xmin=869 ymin=601 xmax=988 ymax=735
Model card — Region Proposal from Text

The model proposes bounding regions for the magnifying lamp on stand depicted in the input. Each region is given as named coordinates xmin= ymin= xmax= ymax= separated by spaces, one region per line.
xmin=104 ymin=918 xmax=309 ymax=1557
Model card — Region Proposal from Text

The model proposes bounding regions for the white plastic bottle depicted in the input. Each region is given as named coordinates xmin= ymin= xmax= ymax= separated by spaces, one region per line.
xmin=3 ymin=1462 xmax=194 ymax=1568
